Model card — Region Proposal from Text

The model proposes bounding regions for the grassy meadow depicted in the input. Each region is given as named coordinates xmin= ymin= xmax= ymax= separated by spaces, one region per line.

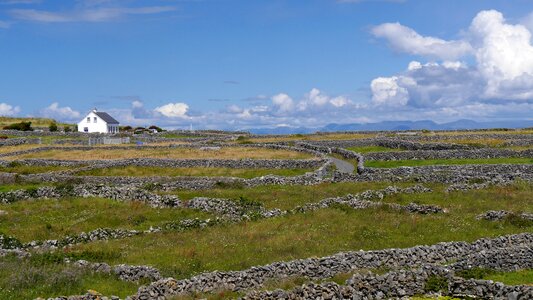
xmin=365 ymin=157 xmax=533 ymax=168
xmin=0 ymin=128 xmax=531 ymax=299
xmin=9 ymin=147 xmax=313 ymax=161
xmin=77 ymin=166 xmax=313 ymax=179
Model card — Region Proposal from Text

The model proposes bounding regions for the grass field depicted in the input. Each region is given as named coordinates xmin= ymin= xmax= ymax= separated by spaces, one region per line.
xmin=10 ymin=147 xmax=313 ymax=161
xmin=0 ymin=183 xmax=47 ymax=193
xmin=77 ymin=166 xmax=312 ymax=179
xmin=0 ymin=129 xmax=532 ymax=299
xmin=0 ymin=144 xmax=44 ymax=154
xmin=63 ymin=183 xmax=531 ymax=280
xmin=0 ymin=254 xmax=141 ymax=300
xmin=173 ymin=181 xmax=406 ymax=210
xmin=365 ymin=157 xmax=533 ymax=168
xmin=0 ymin=197 xmax=211 ymax=242
xmin=0 ymin=164 xmax=74 ymax=174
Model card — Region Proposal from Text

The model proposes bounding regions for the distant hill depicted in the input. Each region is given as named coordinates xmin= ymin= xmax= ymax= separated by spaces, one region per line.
xmin=248 ymin=119 xmax=533 ymax=134
xmin=0 ymin=116 xmax=72 ymax=128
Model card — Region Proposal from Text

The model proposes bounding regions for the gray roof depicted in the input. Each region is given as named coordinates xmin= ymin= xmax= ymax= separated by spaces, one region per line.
xmin=95 ymin=112 xmax=119 ymax=124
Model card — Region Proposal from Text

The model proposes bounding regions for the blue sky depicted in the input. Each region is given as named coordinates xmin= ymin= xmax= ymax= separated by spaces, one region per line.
xmin=0 ymin=0 xmax=532 ymax=129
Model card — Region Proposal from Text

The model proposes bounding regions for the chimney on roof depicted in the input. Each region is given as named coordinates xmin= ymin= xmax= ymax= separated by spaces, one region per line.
xmin=92 ymin=108 xmax=98 ymax=112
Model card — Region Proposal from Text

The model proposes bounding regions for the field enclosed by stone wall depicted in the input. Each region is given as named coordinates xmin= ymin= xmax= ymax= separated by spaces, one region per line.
xmin=0 ymin=129 xmax=531 ymax=299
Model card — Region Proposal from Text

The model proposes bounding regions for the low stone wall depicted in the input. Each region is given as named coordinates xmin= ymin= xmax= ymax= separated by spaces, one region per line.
xmin=0 ymin=137 xmax=42 ymax=147
xmin=0 ymin=184 xmax=182 ymax=208
xmin=477 ymin=210 xmax=533 ymax=222
xmin=364 ymin=148 xmax=533 ymax=161
xmin=0 ymin=158 xmax=325 ymax=174
xmin=128 ymin=233 xmax=533 ymax=299
xmin=245 ymin=262 xmax=533 ymax=299
xmin=307 ymin=138 xmax=471 ymax=151
xmin=334 ymin=164 xmax=533 ymax=184
xmin=74 ymin=260 xmax=162 ymax=282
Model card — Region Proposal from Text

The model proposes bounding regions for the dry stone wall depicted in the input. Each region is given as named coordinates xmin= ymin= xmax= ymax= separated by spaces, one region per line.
xmin=364 ymin=148 xmax=533 ymax=161
xmin=127 ymin=233 xmax=533 ymax=299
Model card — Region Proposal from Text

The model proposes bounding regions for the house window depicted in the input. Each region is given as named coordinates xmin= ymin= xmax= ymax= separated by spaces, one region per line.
xmin=84 ymin=127 xmax=88 ymax=132
xmin=87 ymin=117 xmax=90 ymax=123
xmin=94 ymin=117 xmax=97 ymax=123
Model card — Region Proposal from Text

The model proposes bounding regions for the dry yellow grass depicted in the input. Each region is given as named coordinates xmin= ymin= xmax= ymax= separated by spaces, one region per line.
xmin=0 ymin=144 xmax=44 ymax=154
xmin=10 ymin=146 xmax=314 ymax=160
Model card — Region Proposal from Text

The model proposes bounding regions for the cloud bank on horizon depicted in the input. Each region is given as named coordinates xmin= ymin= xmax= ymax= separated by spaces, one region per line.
xmin=0 ymin=3 xmax=532 ymax=129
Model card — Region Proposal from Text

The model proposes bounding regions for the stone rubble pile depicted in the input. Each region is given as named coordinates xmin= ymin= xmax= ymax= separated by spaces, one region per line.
xmin=477 ymin=210 xmax=533 ymax=222
xmin=74 ymin=260 xmax=162 ymax=282
xmin=24 ymin=228 xmax=141 ymax=250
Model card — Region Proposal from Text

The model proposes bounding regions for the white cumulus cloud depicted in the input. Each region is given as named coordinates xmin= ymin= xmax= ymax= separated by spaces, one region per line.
xmin=371 ymin=76 xmax=413 ymax=106
xmin=271 ymin=93 xmax=294 ymax=113
xmin=0 ymin=102 xmax=20 ymax=116
xmin=39 ymin=102 xmax=80 ymax=120
xmin=154 ymin=102 xmax=190 ymax=118
xmin=470 ymin=10 xmax=533 ymax=99
xmin=371 ymin=22 xmax=473 ymax=60
xmin=371 ymin=9 xmax=533 ymax=108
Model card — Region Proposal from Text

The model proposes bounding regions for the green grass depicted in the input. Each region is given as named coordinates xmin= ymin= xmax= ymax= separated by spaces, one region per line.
xmin=0 ymin=197 xmax=212 ymax=242
xmin=173 ymin=181 xmax=407 ymax=210
xmin=456 ymin=267 xmax=533 ymax=286
xmin=0 ymin=253 xmax=140 ymax=300
xmin=0 ymin=164 xmax=74 ymax=174
xmin=0 ymin=183 xmax=48 ymax=192
xmin=77 ymin=166 xmax=312 ymax=179
xmin=67 ymin=183 xmax=532 ymax=280
xmin=366 ymin=157 xmax=533 ymax=168
xmin=484 ymin=269 xmax=533 ymax=286
xmin=346 ymin=146 xmax=404 ymax=153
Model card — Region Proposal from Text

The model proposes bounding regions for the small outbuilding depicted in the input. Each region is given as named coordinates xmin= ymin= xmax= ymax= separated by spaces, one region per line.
xmin=78 ymin=109 xmax=120 ymax=134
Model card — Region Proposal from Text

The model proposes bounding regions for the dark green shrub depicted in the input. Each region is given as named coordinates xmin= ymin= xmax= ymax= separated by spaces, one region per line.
xmin=8 ymin=161 xmax=21 ymax=168
xmin=237 ymin=196 xmax=262 ymax=210
xmin=3 ymin=121 xmax=33 ymax=131
xmin=63 ymin=126 xmax=72 ymax=132
xmin=55 ymin=182 xmax=76 ymax=196
xmin=49 ymin=122 xmax=58 ymax=132
xmin=330 ymin=202 xmax=354 ymax=213
xmin=142 ymin=182 xmax=161 ymax=191
xmin=128 ymin=215 xmax=147 ymax=226
xmin=504 ymin=213 xmax=533 ymax=228
xmin=424 ymin=275 xmax=448 ymax=292
xmin=215 ymin=181 xmax=244 ymax=189
xmin=456 ymin=268 xmax=494 ymax=280
xmin=26 ymin=187 xmax=39 ymax=198
xmin=0 ymin=233 xmax=23 ymax=249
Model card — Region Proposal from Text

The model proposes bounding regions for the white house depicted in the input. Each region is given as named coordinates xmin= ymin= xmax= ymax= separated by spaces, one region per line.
xmin=77 ymin=109 xmax=120 ymax=134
